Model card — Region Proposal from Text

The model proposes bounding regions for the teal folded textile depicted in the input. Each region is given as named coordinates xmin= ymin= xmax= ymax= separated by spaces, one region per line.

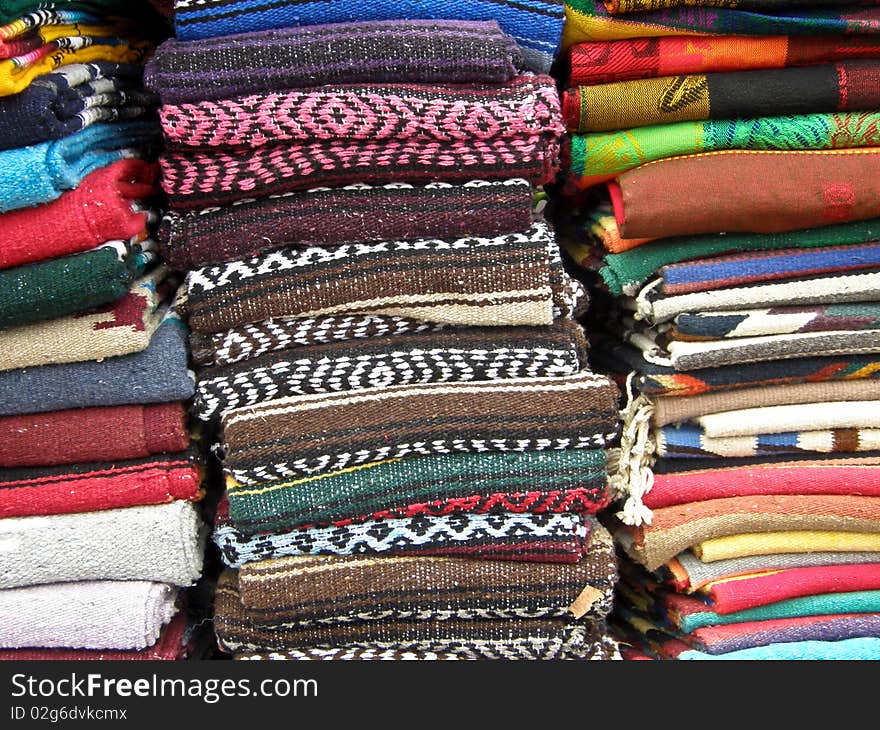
xmin=0 ymin=238 xmax=156 ymax=330
xmin=678 ymin=637 xmax=880 ymax=660
xmin=0 ymin=121 xmax=158 ymax=213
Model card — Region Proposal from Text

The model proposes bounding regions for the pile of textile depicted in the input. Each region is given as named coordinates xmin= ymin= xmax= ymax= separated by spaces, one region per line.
xmin=558 ymin=0 xmax=880 ymax=659
xmin=146 ymin=1 xmax=626 ymax=660
xmin=0 ymin=0 xmax=206 ymax=661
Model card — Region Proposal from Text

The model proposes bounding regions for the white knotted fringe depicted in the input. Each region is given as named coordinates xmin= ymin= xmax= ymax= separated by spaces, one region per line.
xmin=606 ymin=373 xmax=656 ymax=526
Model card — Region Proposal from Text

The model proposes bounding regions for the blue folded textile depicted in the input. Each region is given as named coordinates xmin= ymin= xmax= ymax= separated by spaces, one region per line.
xmin=0 ymin=121 xmax=158 ymax=212
xmin=679 ymin=637 xmax=880 ymax=660
xmin=0 ymin=314 xmax=194 ymax=415
xmin=171 ymin=0 xmax=565 ymax=72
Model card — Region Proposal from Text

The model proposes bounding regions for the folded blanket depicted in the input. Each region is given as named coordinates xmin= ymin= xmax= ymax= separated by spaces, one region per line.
xmin=160 ymin=75 xmax=561 ymax=151
xmin=697 ymin=401 xmax=880 ymax=437
xmin=568 ymin=112 xmax=880 ymax=187
xmin=216 ymin=512 xmax=593 ymax=568
xmin=0 ymin=449 xmax=202 ymax=518
xmin=619 ymin=572 xmax=880 ymax=631
xmin=573 ymin=207 xmax=655 ymax=254
xmin=567 ymin=35 xmax=880 ymax=87
xmin=227 ymin=449 xmax=609 ymax=536
xmin=0 ymin=31 xmax=152 ymax=98
xmin=0 ymin=402 xmax=188 ymax=468
xmin=0 ymin=1 xmax=134 ymax=26
xmin=678 ymin=637 xmax=880 ymax=660
xmin=194 ymin=321 xmax=589 ymax=421
xmin=159 ymin=131 xmax=562 ymax=210
xmin=587 ymin=218 xmax=880 ymax=296
xmin=657 ymin=425 xmax=880 ymax=459
xmin=0 ymin=580 xmax=178 ymax=650
xmin=236 ymin=536 xmax=616 ymax=625
xmin=0 ymin=158 xmax=158 ymax=271
xmin=701 ymin=563 xmax=880 ymax=614
xmin=217 ymin=578 xmax=616 ymax=658
xmin=0 ymin=61 xmax=157 ymax=150
xmin=653 ymin=380 xmax=880 ymax=427
xmin=183 ymin=222 xmax=575 ymax=334
xmin=159 ymin=179 xmax=535 ymax=269
xmin=0 ymin=612 xmax=190 ymax=660
xmin=562 ymin=0 xmax=880 ymax=48
xmin=0 ymin=311 xmax=194 ymax=415
xmin=222 ymin=372 xmax=620 ymax=486
xmin=0 ymin=500 xmax=205 ymax=588
xmin=609 ymin=148 xmax=880 ymax=239
xmin=564 ymin=61 xmax=880 ymax=132
xmin=696 ymin=530 xmax=880 ymax=562
xmin=605 ymin=0 xmax=880 ymax=14
xmin=669 ymin=549 xmax=880 ymax=592
xmin=0 ymin=268 xmax=173 ymax=372
xmin=616 ymin=494 xmax=880 ymax=570
xmin=0 ymin=235 xmax=156 ymax=330
xmin=0 ymin=120 xmax=157 ymax=212
xmin=592 ymin=336 xmax=880 ymax=397
xmin=191 ymin=314 xmax=444 ymax=368
xmin=171 ymin=0 xmax=565 ymax=73
xmin=144 ymin=21 xmax=525 ymax=103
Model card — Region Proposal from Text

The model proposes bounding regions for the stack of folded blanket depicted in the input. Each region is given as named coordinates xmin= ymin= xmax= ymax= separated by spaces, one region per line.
xmin=147 ymin=1 xmax=626 ymax=660
xmin=557 ymin=0 xmax=880 ymax=660
xmin=0 ymin=0 xmax=205 ymax=661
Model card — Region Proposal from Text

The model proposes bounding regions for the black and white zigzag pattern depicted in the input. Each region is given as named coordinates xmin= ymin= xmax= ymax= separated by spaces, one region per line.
xmin=195 ymin=345 xmax=583 ymax=421
xmin=213 ymin=512 xmax=588 ymax=568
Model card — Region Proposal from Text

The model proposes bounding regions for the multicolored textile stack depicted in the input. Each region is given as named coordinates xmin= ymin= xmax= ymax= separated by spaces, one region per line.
xmin=0 ymin=0 xmax=206 ymax=661
xmin=558 ymin=0 xmax=880 ymax=659
xmin=147 ymin=2 xmax=625 ymax=660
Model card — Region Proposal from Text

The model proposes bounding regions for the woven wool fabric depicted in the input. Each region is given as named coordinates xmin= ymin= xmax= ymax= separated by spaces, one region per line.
xmin=0 ymin=402 xmax=188 ymax=468
xmin=0 ymin=449 xmax=201 ymax=518
xmin=160 ymin=75 xmax=560 ymax=151
xmin=159 ymin=133 xmax=562 ymax=210
xmin=564 ymin=61 xmax=880 ymax=132
xmin=0 ymin=268 xmax=173 ymax=373
xmin=678 ymin=637 xmax=880 ymax=660
xmin=628 ymin=271 xmax=880 ymax=324
xmin=619 ymin=570 xmax=880 ymax=631
xmin=569 ymin=112 xmax=880 ymax=187
xmin=657 ymin=425 xmax=880 ymax=459
xmin=0 ymin=236 xmax=155 ymax=330
xmin=193 ymin=321 xmax=589 ymax=421
xmin=190 ymin=315 xmax=445 ymax=368
xmin=696 ymin=530 xmax=880 ymax=562
xmin=171 ymin=0 xmax=565 ymax=73
xmin=672 ymin=304 xmax=880 ymax=341
xmin=183 ymin=222 xmax=571 ymax=334
xmin=592 ymin=218 xmax=880 ymax=296
xmin=605 ymin=0 xmax=880 ymax=14
xmin=593 ymin=337 xmax=880 ymax=398
xmin=0 ymin=120 xmax=157 ymax=213
xmin=652 ymin=379 xmax=880 ymax=426
xmin=214 ymin=512 xmax=592 ymax=568
xmin=670 ymin=549 xmax=880 ymax=592
xmin=159 ymin=179 xmax=535 ymax=270
xmin=0 ymin=1 xmax=135 ymax=26
xmin=576 ymin=207 xmax=655 ymax=254
xmin=0 ymin=61 xmax=157 ymax=150
xmin=567 ymin=35 xmax=880 ymax=86
xmin=0 ymin=580 xmax=177 ymax=650
xmin=562 ymin=0 xmax=880 ymax=48
xmin=0 ymin=312 xmax=194 ymax=416
xmin=0 ymin=500 xmax=205 ymax=589
xmin=702 ymin=563 xmax=880 ymax=614
xmin=645 ymin=455 xmax=880 ymax=509
xmin=216 ymin=580 xmax=615 ymax=658
xmin=222 ymin=372 xmax=619 ymax=486
xmin=236 ymin=534 xmax=616 ymax=624
xmin=617 ymin=494 xmax=880 ymax=570
xmin=144 ymin=21 xmax=525 ymax=104
xmin=0 ymin=158 xmax=157 ymax=271
xmin=227 ymin=449 xmax=608 ymax=536
xmin=0 ymin=612 xmax=189 ymax=660
xmin=610 ymin=148 xmax=880 ymax=239
xmin=697 ymin=401 xmax=880 ymax=436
